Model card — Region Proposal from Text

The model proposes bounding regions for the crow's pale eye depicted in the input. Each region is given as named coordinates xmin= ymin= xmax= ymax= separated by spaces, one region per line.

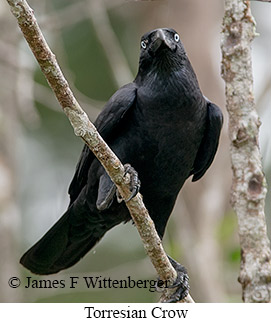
xmin=174 ymin=33 xmax=180 ymax=42
xmin=141 ymin=40 xmax=147 ymax=49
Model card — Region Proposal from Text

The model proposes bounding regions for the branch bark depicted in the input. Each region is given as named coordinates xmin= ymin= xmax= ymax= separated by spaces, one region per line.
xmin=6 ymin=0 xmax=194 ymax=303
xmin=221 ymin=0 xmax=271 ymax=302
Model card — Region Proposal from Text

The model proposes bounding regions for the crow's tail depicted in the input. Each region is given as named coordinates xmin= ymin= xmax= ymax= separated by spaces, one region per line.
xmin=20 ymin=206 xmax=106 ymax=275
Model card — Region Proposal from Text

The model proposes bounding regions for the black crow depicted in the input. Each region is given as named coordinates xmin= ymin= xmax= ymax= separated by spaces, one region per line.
xmin=21 ymin=28 xmax=223 ymax=300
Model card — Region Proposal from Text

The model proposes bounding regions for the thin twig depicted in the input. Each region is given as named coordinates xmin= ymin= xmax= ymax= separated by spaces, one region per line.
xmin=88 ymin=0 xmax=134 ymax=87
xmin=6 ymin=0 xmax=194 ymax=303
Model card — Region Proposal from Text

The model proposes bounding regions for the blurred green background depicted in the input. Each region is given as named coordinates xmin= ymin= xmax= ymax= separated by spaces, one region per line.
xmin=0 ymin=0 xmax=270 ymax=302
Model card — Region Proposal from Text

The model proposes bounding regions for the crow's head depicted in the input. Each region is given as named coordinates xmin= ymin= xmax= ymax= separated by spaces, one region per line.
xmin=138 ymin=28 xmax=187 ymax=73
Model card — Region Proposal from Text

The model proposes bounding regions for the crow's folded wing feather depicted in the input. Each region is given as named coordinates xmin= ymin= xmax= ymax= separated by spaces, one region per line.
xmin=191 ymin=101 xmax=223 ymax=182
xmin=68 ymin=82 xmax=137 ymax=204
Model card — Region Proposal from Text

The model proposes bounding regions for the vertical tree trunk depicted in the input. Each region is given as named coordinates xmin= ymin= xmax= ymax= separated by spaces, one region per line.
xmin=221 ymin=0 xmax=271 ymax=302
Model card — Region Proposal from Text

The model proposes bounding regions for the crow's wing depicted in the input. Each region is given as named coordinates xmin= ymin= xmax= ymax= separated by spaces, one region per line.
xmin=191 ymin=100 xmax=223 ymax=182
xmin=68 ymin=82 xmax=137 ymax=204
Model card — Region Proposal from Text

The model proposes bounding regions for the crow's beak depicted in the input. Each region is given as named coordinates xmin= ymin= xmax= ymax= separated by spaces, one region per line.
xmin=150 ymin=29 xmax=175 ymax=53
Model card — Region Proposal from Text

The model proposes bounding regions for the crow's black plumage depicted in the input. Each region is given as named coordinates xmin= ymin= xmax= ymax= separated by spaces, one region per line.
xmin=20 ymin=28 xmax=223 ymax=280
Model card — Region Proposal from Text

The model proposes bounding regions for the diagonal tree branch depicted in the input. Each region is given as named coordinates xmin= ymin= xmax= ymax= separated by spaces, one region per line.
xmin=221 ymin=0 xmax=271 ymax=302
xmin=6 ymin=0 xmax=194 ymax=303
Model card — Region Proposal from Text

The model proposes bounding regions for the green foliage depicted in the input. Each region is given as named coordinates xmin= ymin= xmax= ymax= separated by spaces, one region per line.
xmin=217 ymin=210 xmax=240 ymax=265
xmin=61 ymin=19 xmax=117 ymax=100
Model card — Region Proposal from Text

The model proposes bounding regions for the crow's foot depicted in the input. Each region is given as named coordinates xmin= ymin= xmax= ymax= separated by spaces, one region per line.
xmin=117 ymin=164 xmax=141 ymax=203
xmin=156 ymin=256 xmax=190 ymax=303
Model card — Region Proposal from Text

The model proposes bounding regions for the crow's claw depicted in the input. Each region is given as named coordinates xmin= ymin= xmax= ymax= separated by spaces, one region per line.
xmin=116 ymin=164 xmax=140 ymax=203
xmin=156 ymin=256 xmax=190 ymax=303
xmin=123 ymin=164 xmax=141 ymax=202
xmin=167 ymin=256 xmax=190 ymax=302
